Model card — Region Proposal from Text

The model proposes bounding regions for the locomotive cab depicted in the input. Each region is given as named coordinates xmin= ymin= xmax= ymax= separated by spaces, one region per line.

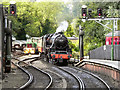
xmin=23 ymin=42 xmax=37 ymax=54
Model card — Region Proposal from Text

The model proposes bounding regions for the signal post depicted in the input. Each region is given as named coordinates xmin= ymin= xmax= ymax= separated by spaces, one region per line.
xmin=79 ymin=25 xmax=84 ymax=60
xmin=4 ymin=3 xmax=16 ymax=73
xmin=0 ymin=2 xmax=16 ymax=74
xmin=0 ymin=4 xmax=4 ymax=80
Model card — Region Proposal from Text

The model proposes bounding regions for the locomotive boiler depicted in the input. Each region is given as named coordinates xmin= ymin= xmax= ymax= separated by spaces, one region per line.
xmin=39 ymin=32 xmax=72 ymax=65
xmin=49 ymin=32 xmax=69 ymax=50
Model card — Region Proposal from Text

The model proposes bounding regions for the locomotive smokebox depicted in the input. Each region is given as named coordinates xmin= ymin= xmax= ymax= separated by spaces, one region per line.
xmin=55 ymin=35 xmax=68 ymax=49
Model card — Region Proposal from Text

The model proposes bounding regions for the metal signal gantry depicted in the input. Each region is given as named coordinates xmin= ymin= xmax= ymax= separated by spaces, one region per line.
xmin=81 ymin=5 xmax=120 ymax=61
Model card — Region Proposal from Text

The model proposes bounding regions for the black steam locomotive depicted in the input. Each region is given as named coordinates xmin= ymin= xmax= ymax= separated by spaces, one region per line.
xmin=39 ymin=32 xmax=72 ymax=65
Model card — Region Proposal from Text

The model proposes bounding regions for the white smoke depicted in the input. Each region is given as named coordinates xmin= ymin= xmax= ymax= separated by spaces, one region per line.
xmin=56 ymin=21 xmax=69 ymax=33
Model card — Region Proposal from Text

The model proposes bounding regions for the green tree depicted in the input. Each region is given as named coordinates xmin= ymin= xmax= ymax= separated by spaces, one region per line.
xmin=6 ymin=2 xmax=64 ymax=39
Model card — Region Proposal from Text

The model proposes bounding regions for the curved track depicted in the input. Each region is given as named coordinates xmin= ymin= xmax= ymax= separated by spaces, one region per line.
xmin=74 ymin=67 xmax=111 ymax=90
xmin=57 ymin=66 xmax=85 ymax=90
xmin=61 ymin=66 xmax=111 ymax=90
xmin=12 ymin=61 xmax=33 ymax=90
xmin=11 ymin=55 xmax=111 ymax=89
xmin=12 ymin=57 xmax=53 ymax=90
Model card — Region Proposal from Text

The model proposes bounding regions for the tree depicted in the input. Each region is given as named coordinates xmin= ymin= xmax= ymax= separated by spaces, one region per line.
xmin=7 ymin=2 xmax=65 ymax=39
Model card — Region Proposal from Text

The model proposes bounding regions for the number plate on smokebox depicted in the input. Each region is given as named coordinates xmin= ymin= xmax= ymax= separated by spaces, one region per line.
xmin=58 ymin=58 xmax=63 ymax=63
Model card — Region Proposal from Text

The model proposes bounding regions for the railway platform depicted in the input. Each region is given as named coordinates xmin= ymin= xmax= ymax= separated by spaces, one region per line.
xmin=83 ymin=59 xmax=120 ymax=70
xmin=77 ymin=58 xmax=120 ymax=81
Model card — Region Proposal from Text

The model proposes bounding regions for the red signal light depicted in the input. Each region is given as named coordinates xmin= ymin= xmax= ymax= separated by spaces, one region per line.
xmin=83 ymin=14 xmax=86 ymax=16
xmin=97 ymin=8 xmax=102 ymax=16
xmin=11 ymin=11 xmax=14 ymax=14
xmin=82 ymin=8 xmax=87 ymax=18
xmin=10 ymin=4 xmax=16 ymax=15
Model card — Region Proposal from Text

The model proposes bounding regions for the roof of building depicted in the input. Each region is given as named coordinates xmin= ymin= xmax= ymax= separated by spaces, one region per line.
xmin=67 ymin=37 xmax=78 ymax=40
xmin=12 ymin=40 xmax=27 ymax=45
xmin=12 ymin=35 xmax=16 ymax=41
xmin=106 ymin=30 xmax=120 ymax=37
xmin=31 ymin=37 xmax=41 ymax=39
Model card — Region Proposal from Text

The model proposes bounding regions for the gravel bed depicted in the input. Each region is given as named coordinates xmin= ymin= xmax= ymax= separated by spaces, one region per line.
xmin=32 ymin=59 xmax=81 ymax=89
xmin=22 ymin=66 xmax=50 ymax=89
xmin=45 ymin=69 xmax=66 ymax=89
xmin=2 ymin=63 xmax=28 ymax=89
xmin=32 ymin=59 xmax=67 ymax=89
xmin=51 ymin=66 xmax=79 ymax=89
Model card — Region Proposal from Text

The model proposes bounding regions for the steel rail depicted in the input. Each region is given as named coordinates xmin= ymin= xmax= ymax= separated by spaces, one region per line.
xmin=21 ymin=56 xmax=53 ymax=89
xmin=74 ymin=67 xmax=111 ymax=90
xmin=31 ymin=65 xmax=53 ymax=90
xmin=29 ymin=60 xmax=53 ymax=90
xmin=11 ymin=61 xmax=34 ymax=90
xmin=57 ymin=67 xmax=85 ymax=90
xmin=13 ymin=56 xmax=53 ymax=90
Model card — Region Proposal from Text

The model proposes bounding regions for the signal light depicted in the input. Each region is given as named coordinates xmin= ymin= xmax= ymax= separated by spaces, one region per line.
xmin=11 ymin=11 xmax=14 ymax=14
xmin=10 ymin=4 xmax=16 ymax=15
xmin=82 ymin=8 xmax=87 ymax=18
xmin=97 ymin=8 xmax=102 ymax=16
xmin=88 ymin=8 xmax=92 ymax=18
xmin=83 ymin=14 xmax=86 ymax=16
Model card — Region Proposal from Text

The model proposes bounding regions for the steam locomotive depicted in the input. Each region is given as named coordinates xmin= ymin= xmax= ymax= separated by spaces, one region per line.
xmin=39 ymin=32 xmax=72 ymax=65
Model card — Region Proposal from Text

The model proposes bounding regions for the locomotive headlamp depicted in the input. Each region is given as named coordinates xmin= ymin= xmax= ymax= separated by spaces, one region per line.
xmin=53 ymin=55 xmax=55 ymax=58
xmin=68 ymin=55 xmax=71 ymax=58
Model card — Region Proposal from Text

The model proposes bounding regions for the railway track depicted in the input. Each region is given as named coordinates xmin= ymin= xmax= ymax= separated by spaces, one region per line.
xmin=57 ymin=66 xmax=85 ymax=90
xmin=59 ymin=66 xmax=111 ymax=90
xmin=12 ymin=57 xmax=53 ymax=90
xmin=10 ymin=54 xmax=111 ymax=89
xmin=31 ymin=56 xmax=111 ymax=89
xmin=74 ymin=67 xmax=111 ymax=90
xmin=12 ymin=61 xmax=33 ymax=89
